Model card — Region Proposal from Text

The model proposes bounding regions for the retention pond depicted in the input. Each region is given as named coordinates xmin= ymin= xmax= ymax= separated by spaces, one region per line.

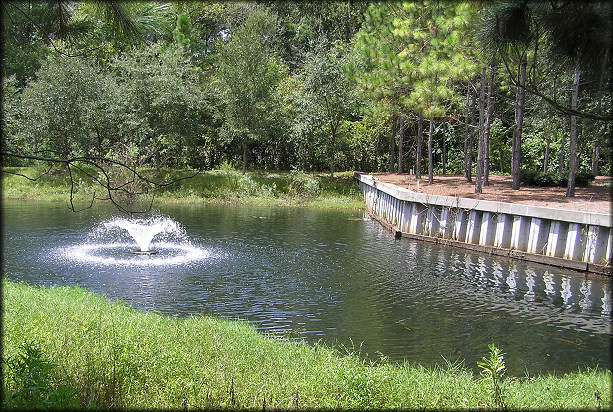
xmin=2 ymin=200 xmax=610 ymax=376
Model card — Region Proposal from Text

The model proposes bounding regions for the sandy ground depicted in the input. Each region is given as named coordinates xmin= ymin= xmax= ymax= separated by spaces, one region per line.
xmin=364 ymin=173 xmax=612 ymax=215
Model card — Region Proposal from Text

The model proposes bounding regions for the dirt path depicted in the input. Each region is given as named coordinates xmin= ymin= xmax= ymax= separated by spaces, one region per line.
xmin=366 ymin=173 xmax=612 ymax=215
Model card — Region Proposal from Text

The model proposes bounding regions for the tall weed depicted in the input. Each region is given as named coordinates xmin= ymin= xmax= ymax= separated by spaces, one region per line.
xmin=2 ymin=341 xmax=79 ymax=409
xmin=477 ymin=343 xmax=507 ymax=409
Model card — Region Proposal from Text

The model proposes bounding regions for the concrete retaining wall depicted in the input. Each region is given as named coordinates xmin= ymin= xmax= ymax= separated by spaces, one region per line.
xmin=355 ymin=173 xmax=612 ymax=275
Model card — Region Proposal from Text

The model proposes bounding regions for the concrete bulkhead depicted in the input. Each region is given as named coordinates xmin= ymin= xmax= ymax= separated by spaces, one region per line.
xmin=355 ymin=173 xmax=612 ymax=275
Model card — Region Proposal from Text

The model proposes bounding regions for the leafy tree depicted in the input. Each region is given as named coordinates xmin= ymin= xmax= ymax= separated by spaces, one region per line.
xmin=108 ymin=42 xmax=214 ymax=169
xmin=217 ymin=6 xmax=287 ymax=174
xmin=262 ymin=1 xmax=368 ymax=70
xmin=2 ymin=75 xmax=28 ymax=164
xmin=2 ymin=41 xmax=209 ymax=213
xmin=297 ymin=42 xmax=359 ymax=177
xmin=1 ymin=1 xmax=53 ymax=87
xmin=8 ymin=55 xmax=115 ymax=159
xmin=175 ymin=2 xmax=254 ymax=69
xmin=3 ymin=0 xmax=610 ymax=203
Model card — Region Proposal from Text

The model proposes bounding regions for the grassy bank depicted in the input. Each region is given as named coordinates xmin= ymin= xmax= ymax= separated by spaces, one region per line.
xmin=1 ymin=166 xmax=364 ymax=210
xmin=3 ymin=280 xmax=610 ymax=410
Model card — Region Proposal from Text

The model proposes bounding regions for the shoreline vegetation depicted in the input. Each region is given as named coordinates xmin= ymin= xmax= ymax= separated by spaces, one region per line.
xmin=3 ymin=280 xmax=610 ymax=410
xmin=1 ymin=166 xmax=365 ymax=211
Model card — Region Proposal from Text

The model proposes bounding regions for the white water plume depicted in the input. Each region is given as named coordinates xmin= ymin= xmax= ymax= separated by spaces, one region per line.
xmin=61 ymin=214 xmax=209 ymax=265
xmin=99 ymin=215 xmax=185 ymax=252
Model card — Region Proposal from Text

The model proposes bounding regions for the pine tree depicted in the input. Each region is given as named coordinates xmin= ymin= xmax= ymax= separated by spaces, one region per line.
xmin=392 ymin=1 xmax=479 ymax=184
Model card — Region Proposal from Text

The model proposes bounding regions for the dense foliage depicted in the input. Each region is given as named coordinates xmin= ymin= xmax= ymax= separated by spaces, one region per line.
xmin=2 ymin=1 xmax=611 ymax=194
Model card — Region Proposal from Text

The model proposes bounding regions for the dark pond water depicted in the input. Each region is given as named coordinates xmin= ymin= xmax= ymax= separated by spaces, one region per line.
xmin=2 ymin=200 xmax=610 ymax=375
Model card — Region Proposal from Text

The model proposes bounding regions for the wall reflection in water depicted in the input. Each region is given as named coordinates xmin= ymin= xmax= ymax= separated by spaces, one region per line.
xmin=442 ymin=248 xmax=610 ymax=334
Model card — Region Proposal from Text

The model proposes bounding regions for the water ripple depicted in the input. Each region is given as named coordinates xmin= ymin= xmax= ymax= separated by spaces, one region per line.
xmin=2 ymin=201 xmax=610 ymax=375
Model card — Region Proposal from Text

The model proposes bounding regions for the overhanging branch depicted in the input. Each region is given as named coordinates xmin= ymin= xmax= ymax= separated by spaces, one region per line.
xmin=501 ymin=55 xmax=612 ymax=121
xmin=1 ymin=151 xmax=201 ymax=215
xmin=3 ymin=1 xmax=102 ymax=58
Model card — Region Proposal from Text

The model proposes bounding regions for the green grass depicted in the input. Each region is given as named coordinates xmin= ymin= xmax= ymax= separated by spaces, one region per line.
xmin=3 ymin=280 xmax=610 ymax=409
xmin=1 ymin=166 xmax=365 ymax=210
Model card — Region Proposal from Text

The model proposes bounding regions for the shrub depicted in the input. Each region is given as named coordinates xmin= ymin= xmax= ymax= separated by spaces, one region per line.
xmin=519 ymin=170 xmax=537 ymax=186
xmin=237 ymin=175 xmax=276 ymax=197
xmin=289 ymin=168 xmax=321 ymax=198
xmin=555 ymin=174 xmax=569 ymax=187
xmin=520 ymin=169 xmax=594 ymax=188
xmin=237 ymin=175 xmax=259 ymax=195
xmin=520 ymin=170 xmax=554 ymax=187
xmin=533 ymin=172 xmax=555 ymax=187
xmin=575 ymin=170 xmax=596 ymax=187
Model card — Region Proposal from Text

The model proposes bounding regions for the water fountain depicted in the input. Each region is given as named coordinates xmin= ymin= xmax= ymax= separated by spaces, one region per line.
xmin=62 ymin=214 xmax=208 ymax=266
xmin=103 ymin=217 xmax=182 ymax=255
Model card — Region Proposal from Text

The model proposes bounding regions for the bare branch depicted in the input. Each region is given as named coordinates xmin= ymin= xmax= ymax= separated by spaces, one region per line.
xmin=2 ymin=151 xmax=202 ymax=215
xmin=1 ymin=163 xmax=59 ymax=181
xmin=66 ymin=162 xmax=96 ymax=212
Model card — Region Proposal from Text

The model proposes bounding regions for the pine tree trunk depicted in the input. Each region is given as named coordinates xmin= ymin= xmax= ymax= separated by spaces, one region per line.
xmin=428 ymin=117 xmax=434 ymax=185
xmin=428 ymin=71 xmax=437 ymax=185
xmin=566 ymin=63 xmax=581 ymax=197
xmin=511 ymin=56 xmax=527 ymax=190
xmin=483 ymin=58 xmax=496 ymax=186
xmin=398 ymin=113 xmax=404 ymax=174
xmin=464 ymin=82 xmax=474 ymax=182
xmin=469 ymin=93 xmax=475 ymax=181
xmin=475 ymin=67 xmax=486 ymax=194
xmin=389 ymin=114 xmax=397 ymax=173
xmin=416 ymin=112 xmax=423 ymax=179
xmin=442 ymin=125 xmax=446 ymax=175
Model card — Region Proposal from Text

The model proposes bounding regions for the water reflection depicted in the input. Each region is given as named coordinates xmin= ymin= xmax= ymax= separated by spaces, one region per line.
xmin=544 ymin=272 xmax=556 ymax=300
xmin=391 ymin=241 xmax=608 ymax=332
xmin=602 ymin=285 xmax=611 ymax=317
xmin=524 ymin=270 xmax=535 ymax=302
xmin=506 ymin=267 xmax=517 ymax=293
xmin=580 ymin=280 xmax=591 ymax=311
xmin=492 ymin=261 xmax=504 ymax=288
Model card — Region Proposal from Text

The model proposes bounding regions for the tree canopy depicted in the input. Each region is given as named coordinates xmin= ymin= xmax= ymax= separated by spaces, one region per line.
xmin=2 ymin=0 xmax=611 ymax=208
